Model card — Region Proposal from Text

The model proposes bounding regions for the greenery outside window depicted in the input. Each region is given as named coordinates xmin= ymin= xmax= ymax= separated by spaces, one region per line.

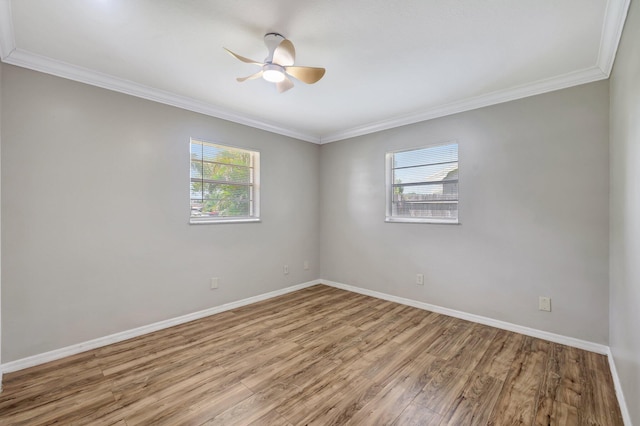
xmin=386 ymin=142 xmax=459 ymax=224
xmin=190 ymin=139 xmax=260 ymax=224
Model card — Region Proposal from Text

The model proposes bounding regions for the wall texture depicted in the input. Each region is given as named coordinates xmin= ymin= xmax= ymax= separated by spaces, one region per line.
xmin=609 ymin=0 xmax=640 ymax=422
xmin=1 ymin=64 xmax=320 ymax=362
xmin=320 ymin=81 xmax=610 ymax=344
xmin=0 ymin=59 xmax=616 ymax=374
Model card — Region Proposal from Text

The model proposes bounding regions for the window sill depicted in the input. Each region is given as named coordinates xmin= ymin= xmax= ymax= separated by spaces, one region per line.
xmin=385 ymin=217 xmax=460 ymax=225
xmin=190 ymin=217 xmax=261 ymax=225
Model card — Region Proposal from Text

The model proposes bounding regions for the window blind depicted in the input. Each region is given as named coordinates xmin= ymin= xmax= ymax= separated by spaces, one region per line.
xmin=387 ymin=143 xmax=459 ymax=223
xmin=190 ymin=139 xmax=260 ymax=223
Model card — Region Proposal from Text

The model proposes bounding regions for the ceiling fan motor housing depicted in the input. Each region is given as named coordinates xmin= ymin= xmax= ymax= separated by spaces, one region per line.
xmin=264 ymin=32 xmax=285 ymax=63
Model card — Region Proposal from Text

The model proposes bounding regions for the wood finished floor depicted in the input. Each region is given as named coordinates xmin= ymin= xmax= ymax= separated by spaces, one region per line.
xmin=0 ymin=285 xmax=623 ymax=425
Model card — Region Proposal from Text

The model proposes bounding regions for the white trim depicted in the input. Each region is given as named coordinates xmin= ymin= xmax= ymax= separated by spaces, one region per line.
xmin=321 ymin=279 xmax=609 ymax=354
xmin=320 ymin=66 xmax=607 ymax=144
xmin=189 ymin=218 xmax=261 ymax=225
xmin=384 ymin=217 xmax=460 ymax=225
xmin=323 ymin=279 xmax=629 ymax=423
xmin=0 ymin=0 xmax=629 ymax=144
xmin=0 ymin=48 xmax=607 ymax=145
xmin=597 ymin=0 xmax=631 ymax=77
xmin=0 ymin=279 xmax=321 ymax=374
xmin=0 ymin=278 xmax=631 ymax=423
xmin=1 ymin=49 xmax=321 ymax=144
xmin=606 ymin=347 xmax=633 ymax=426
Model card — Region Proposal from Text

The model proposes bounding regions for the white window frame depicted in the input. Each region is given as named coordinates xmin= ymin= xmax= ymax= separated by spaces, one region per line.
xmin=189 ymin=138 xmax=260 ymax=224
xmin=385 ymin=141 xmax=459 ymax=224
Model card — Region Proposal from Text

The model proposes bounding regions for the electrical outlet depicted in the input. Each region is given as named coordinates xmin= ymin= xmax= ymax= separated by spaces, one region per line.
xmin=416 ymin=273 xmax=424 ymax=285
xmin=283 ymin=265 xmax=289 ymax=275
xmin=539 ymin=296 xmax=551 ymax=312
xmin=210 ymin=277 xmax=219 ymax=290
xmin=303 ymin=260 xmax=309 ymax=270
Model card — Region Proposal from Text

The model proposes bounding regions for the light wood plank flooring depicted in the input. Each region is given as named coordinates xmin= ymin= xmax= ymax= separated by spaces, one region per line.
xmin=0 ymin=285 xmax=623 ymax=425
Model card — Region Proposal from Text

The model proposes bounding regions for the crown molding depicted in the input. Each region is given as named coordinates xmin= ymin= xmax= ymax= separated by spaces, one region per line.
xmin=319 ymin=66 xmax=608 ymax=143
xmin=2 ymin=48 xmax=321 ymax=144
xmin=3 ymin=47 xmax=607 ymax=146
xmin=0 ymin=0 xmax=630 ymax=145
xmin=320 ymin=0 xmax=631 ymax=143
xmin=596 ymin=0 xmax=631 ymax=77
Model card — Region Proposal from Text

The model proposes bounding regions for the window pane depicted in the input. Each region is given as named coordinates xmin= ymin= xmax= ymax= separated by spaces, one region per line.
xmin=394 ymin=163 xmax=458 ymax=185
xmin=191 ymin=200 xmax=205 ymax=216
xmin=198 ymin=200 xmax=250 ymax=217
xmin=190 ymin=139 xmax=259 ymax=222
xmin=394 ymin=144 xmax=458 ymax=168
xmin=202 ymin=163 xmax=251 ymax=184
xmin=393 ymin=182 xmax=458 ymax=202
xmin=200 ymin=184 xmax=250 ymax=217
xmin=387 ymin=142 xmax=459 ymax=223
xmin=190 ymin=181 xmax=203 ymax=200
xmin=190 ymin=160 xmax=203 ymax=179
xmin=392 ymin=201 xmax=458 ymax=219
xmin=202 ymin=144 xmax=250 ymax=166
xmin=202 ymin=183 xmax=249 ymax=199
xmin=190 ymin=143 xmax=203 ymax=160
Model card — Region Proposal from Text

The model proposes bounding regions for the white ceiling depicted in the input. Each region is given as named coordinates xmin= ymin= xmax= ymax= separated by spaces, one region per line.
xmin=0 ymin=0 xmax=630 ymax=143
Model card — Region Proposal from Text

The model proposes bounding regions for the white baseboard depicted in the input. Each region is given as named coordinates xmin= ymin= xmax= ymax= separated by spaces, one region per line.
xmin=606 ymin=347 xmax=633 ymax=426
xmin=321 ymin=279 xmax=635 ymax=424
xmin=321 ymin=279 xmax=609 ymax=354
xmin=0 ymin=278 xmax=630 ymax=425
xmin=1 ymin=279 xmax=322 ymax=374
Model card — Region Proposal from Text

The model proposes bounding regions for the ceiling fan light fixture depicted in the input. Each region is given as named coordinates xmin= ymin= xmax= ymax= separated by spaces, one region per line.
xmin=225 ymin=34 xmax=325 ymax=92
xmin=262 ymin=64 xmax=286 ymax=83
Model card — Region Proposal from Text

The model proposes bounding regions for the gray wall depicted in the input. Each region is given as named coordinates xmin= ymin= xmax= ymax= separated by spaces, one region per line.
xmin=319 ymin=81 xmax=610 ymax=344
xmin=1 ymin=64 xmax=320 ymax=362
xmin=610 ymin=0 xmax=640 ymax=422
xmin=0 ymin=59 xmax=615 ymax=368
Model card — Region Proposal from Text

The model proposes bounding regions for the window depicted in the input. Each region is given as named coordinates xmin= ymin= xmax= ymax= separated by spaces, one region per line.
xmin=386 ymin=142 xmax=459 ymax=223
xmin=190 ymin=139 xmax=260 ymax=224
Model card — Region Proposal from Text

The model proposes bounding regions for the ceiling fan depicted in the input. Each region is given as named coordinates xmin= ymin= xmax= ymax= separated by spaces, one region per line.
xmin=224 ymin=33 xmax=326 ymax=93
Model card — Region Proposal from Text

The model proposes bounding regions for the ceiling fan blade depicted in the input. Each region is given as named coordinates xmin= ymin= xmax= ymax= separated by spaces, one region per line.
xmin=272 ymin=39 xmax=295 ymax=66
xmin=276 ymin=77 xmax=294 ymax=93
xmin=237 ymin=71 xmax=263 ymax=82
xmin=223 ymin=48 xmax=263 ymax=66
xmin=284 ymin=66 xmax=326 ymax=84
